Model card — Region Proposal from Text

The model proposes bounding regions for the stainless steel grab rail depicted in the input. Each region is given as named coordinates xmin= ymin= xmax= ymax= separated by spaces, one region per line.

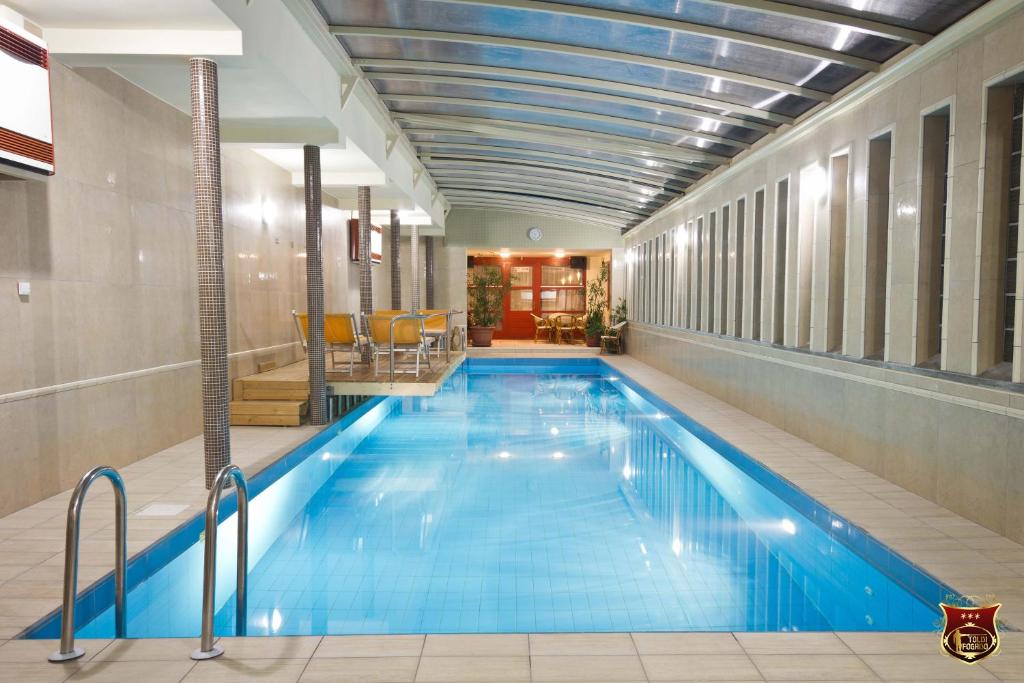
xmin=191 ymin=464 xmax=249 ymax=660
xmin=49 ymin=466 xmax=126 ymax=663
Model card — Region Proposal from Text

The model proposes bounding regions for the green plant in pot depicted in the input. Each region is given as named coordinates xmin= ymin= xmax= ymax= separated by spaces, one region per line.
xmin=584 ymin=261 xmax=609 ymax=347
xmin=467 ymin=267 xmax=511 ymax=347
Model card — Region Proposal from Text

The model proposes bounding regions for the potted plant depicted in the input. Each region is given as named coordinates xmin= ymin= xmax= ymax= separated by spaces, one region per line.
xmin=467 ymin=267 xmax=511 ymax=347
xmin=610 ymin=297 xmax=628 ymax=326
xmin=583 ymin=261 xmax=609 ymax=347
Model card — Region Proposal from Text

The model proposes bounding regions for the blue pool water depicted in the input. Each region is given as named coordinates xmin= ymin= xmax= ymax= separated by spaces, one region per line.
xmin=27 ymin=359 xmax=949 ymax=639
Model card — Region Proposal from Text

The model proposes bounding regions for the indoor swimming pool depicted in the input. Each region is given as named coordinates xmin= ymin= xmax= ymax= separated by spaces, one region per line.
xmin=25 ymin=359 xmax=950 ymax=640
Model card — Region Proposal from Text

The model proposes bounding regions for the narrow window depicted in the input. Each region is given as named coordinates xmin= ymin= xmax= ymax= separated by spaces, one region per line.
xmin=707 ymin=211 xmax=717 ymax=332
xmin=827 ymin=153 xmax=850 ymax=352
xmin=670 ymin=228 xmax=678 ymax=327
xmin=655 ymin=234 xmax=663 ymax=325
xmin=720 ymin=204 xmax=730 ymax=335
xmin=865 ymin=133 xmax=892 ymax=359
xmin=773 ymin=178 xmax=790 ymax=344
xmin=917 ymin=107 xmax=951 ymax=366
xmin=796 ymin=166 xmax=817 ymax=349
xmin=752 ymin=189 xmax=765 ymax=340
xmin=734 ymin=197 xmax=746 ymax=337
xmin=694 ymin=217 xmax=704 ymax=330
xmin=1004 ymin=86 xmax=1022 ymax=365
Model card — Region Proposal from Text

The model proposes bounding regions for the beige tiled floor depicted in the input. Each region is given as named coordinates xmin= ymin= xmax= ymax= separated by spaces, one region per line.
xmin=0 ymin=352 xmax=1022 ymax=681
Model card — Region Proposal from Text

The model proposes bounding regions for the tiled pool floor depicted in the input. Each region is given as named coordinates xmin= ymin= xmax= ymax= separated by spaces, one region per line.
xmin=0 ymin=352 xmax=1021 ymax=681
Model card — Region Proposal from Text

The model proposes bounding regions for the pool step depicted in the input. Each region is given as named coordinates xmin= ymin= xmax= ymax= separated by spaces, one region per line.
xmin=229 ymin=399 xmax=308 ymax=427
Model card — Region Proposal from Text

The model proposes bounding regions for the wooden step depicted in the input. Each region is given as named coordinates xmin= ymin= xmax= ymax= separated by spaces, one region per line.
xmin=239 ymin=387 xmax=310 ymax=401
xmin=229 ymin=413 xmax=302 ymax=427
xmin=230 ymin=400 xmax=308 ymax=416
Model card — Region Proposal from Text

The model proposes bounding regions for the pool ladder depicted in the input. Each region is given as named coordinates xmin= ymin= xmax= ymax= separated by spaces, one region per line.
xmin=46 ymin=464 xmax=250 ymax=663
xmin=49 ymin=466 xmax=127 ymax=662
xmin=191 ymin=464 xmax=250 ymax=660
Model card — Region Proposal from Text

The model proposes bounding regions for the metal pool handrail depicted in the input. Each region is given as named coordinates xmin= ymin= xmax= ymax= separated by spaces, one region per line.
xmin=191 ymin=464 xmax=249 ymax=661
xmin=49 ymin=466 xmax=126 ymax=663
xmin=387 ymin=313 xmax=431 ymax=383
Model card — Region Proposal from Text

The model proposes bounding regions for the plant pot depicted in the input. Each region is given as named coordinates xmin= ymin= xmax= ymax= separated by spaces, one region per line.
xmin=585 ymin=333 xmax=601 ymax=347
xmin=469 ymin=326 xmax=496 ymax=347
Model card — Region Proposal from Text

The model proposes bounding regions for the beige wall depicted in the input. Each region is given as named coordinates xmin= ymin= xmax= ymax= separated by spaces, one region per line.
xmin=445 ymin=207 xmax=624 ymax=250
xmin=623 ymin=8 xmax=1024 ymax=541
xmin=0 ymin=63 xmax=386 ymax=516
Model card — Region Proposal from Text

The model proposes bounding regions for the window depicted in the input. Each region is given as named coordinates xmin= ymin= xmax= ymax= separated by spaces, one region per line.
xmin=720 ymin=204 xmax=730 ymax=335
xmin=734 ymin=197 xmax=746 ymax=337
xmin=773 ymin=178 xmax=790 ymax=344
xmin=827 ymin=153 xmax=850 ymax=353
xmin=865 ymin=133 xmax=892 ymax=359
xmin=706 ymin=211 xmax=717 ymax=333
xmin=916 ymin=106 xmax=951 ymax=366
xmin=1006 ymin=87 xmax=1022 ymax=366
xmin=752 ymin=189 xmax=765 ymax=340
xmin=694 ymin=217 xmax=704 ymax=330
xmin=684 ymin=221 xmax=694 ymax=328
xmin=510 ymin=266 xmax=533 ymax=311
xmin=796 ymin=165 xmax=817 ymax=349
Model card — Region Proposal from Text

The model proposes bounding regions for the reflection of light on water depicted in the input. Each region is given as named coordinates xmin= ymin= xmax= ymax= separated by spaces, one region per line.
xmin=780 ymin=519 xmax=797 ymax=535
xmin=622 ymin=464 xmax=632 ymax=479
xmin=271 ymin=608 xmax=282 ymax=632
xmin=552 ymin=451 xmax=565 ymax=460
xmin=321 ymin=451 xmax=332 ymax=461
xmin=639 ymin=542 xmax=647 ymax=555
xmin=549 ymin=427 xmax=559 ymax=436
xmin=498 ymin=451 xmax=511 ymax=460
xmin=672 ymin=538 xmax=681 ymax=556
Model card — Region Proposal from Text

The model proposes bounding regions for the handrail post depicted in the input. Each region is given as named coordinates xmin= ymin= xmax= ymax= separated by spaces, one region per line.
xmin=191 ymin=464 xmax=249 ymax=661
xmin=49 ymin=466 xmax=127 ymax=663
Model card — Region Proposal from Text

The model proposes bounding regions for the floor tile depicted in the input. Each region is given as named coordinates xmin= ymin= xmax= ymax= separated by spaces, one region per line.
xmin=631 ymin=633 xmax=743 ymax=655
xmin=861 ymin=653 xmax=998 ymax=680
xmin=641 ymin=653 xmax=762 ymax=680
xmin=183 ymin=658 xmax=307 ymax=682
xmin=0 ymin=639 xmax=110 ymax=663
xmin=66 ymin=659 xmax=194 ymax=682
xmin=835 ymin=633 xmax=939 ymax=655
xmin=0 ymin=661 xmax=82 ymax=683
xmin=735 ymin=632 xmax=851 ymax=655
xmin=421 ymin=634 xmax=529 ymax=656
xmin=530 ymin=633 xmax=637 ymax=656
xmin=315 ymin=635 xmax=424 ymax=658
xmin=298 ymin=656 xmax=419 ymax=683
xmin=981 ymin=652 xmax=1024 ymax=679
xmin=414 ymin=655 xmax=530 ymax=682
xmin=90 ymin=637 xmax=204 ymax=661
xmin=531 ymin=654 xmax=646 ymax=681
xmin=215 ymin=636 xmax=321 ymax=660
xmin=750 ymin=654 xmax=879 ymax=680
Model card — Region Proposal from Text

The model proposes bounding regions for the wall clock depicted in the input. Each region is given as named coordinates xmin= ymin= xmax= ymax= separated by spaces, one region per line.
xmin=527 ymin=227 xmax=543 ymax=241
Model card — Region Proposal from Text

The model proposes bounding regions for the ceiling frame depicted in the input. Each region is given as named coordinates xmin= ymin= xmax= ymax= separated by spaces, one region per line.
xmin=397 ymin=114 xmax=728 ymax=166
xmin=422 ymin=159 xmax=690 ymax=191
xmin=354 ymin=59 xmax=793 ymax=125
xmin=383 ymin=94 xmax=751 ymax=149
xmin=436 ymin=0 xmax=880 ymax=71
xmin=330 ymin=26 xmax=834 ymax=101
xmin=437 ymin=181 xmax=658 ymax=212
xmin=442 ymin=189 xmax=650 ymax=219
xmin=429 ymin=171 xmax=669 ymax=204
xmin=453 ymin=200 xmax=628 ymax=227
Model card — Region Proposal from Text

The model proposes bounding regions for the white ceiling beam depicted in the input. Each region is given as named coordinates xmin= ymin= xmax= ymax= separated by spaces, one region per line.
xmin=331 ymin=26 xmax=832 ymax=101
xmin=382 ymin=94 xmax=750 ymax=149
xmin=396 ymin=114 xmax=727 ymax=166
xmin=436 ymin=0 xmax=879 ymax=70
xmin=437 ymin=180 xmax=656 ymax=211
xmin=454 ymin=202 xmax=627 ymax=228
xmin=414 ymin=143 xmax=696 ymax=183
xmin=448 ymin=199 xmax=629 ymax=227
xmin=695 ymin=0 xmax=931 ymax=44
xmin=443 ymin=189 xmax=649 ymax=219
xmin=423 ymin=161 xmax=687 ymax=191
xmin=430 ymin=172 xmax=666 ymax=203
xmin=365 ymin=71 xmax=775 ymax=133
xmin=355 ymin=59 xmax=791 ymax=125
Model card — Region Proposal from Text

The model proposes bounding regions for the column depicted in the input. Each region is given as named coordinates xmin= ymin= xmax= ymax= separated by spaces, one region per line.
xmin=358 ymin=186 xmax=373 ymax=362
xmin=390 ymin=209 xmax=401 ymax=309
xmin=189 ymin=58 xmax=230 ymax=488
xmin=410 ymin=223 xmax=420 ymax=311
xmin=425 ymin=235 xmax=435 ymax=309
xmin=304 ymin=145 xmax=326 ymax=425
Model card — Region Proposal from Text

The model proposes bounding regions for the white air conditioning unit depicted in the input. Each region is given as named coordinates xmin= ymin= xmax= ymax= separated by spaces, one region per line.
xmin=0 ymin=16 xmax=53 ymax=175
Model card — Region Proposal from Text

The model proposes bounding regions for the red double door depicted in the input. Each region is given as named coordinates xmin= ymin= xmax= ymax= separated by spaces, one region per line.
xmin=472 ymin=257 xmax=587 ymax=339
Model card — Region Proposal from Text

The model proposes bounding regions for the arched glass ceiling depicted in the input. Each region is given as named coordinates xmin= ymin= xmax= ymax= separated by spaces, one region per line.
xmin=315 ymin=0 xmax=989 ymax=231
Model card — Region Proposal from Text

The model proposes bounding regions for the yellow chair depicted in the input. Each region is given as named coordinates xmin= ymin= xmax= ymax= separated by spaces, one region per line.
xmin=418 ymin=309 xmax=451 ymax=356
xmin=292 ymin=311 xmax=362 ymax=374
xmin=364 ymin=313 xmax=433 ymax=380
xmin=531 ymin=314 xmax=554 ymax=343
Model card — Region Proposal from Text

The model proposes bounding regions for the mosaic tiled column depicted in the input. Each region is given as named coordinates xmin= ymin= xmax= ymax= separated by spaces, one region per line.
xmin=425 ymin=236 xmax=435 ymax=309
xmin=358 ymin=186 xmax=373 ymax=363
xmin=410 ymin=223 xmax=420 ymax=312
xmin=390 ymin=209 xmax=401 ymax=309
xmin=190 ymin=58 xmax=230 ymax=488
xmin=304 ymin=145 xmax=326 ymax=425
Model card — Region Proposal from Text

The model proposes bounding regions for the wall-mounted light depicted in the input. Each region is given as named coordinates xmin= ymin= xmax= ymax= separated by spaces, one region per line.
xmin=553 ymin=248 xmax=565 ymax=258
xmin=499 ymin=248 xmax=510 ymax=258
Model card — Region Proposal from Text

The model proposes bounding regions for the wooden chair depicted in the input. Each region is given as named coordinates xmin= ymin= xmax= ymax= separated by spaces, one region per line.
xmin=601 ymin=321 xmax=627 ymax=354
xmin=531 ymin=314 xmax=554 ymax=343
xmin=551 ymin=314 xmax=575 ymax=344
